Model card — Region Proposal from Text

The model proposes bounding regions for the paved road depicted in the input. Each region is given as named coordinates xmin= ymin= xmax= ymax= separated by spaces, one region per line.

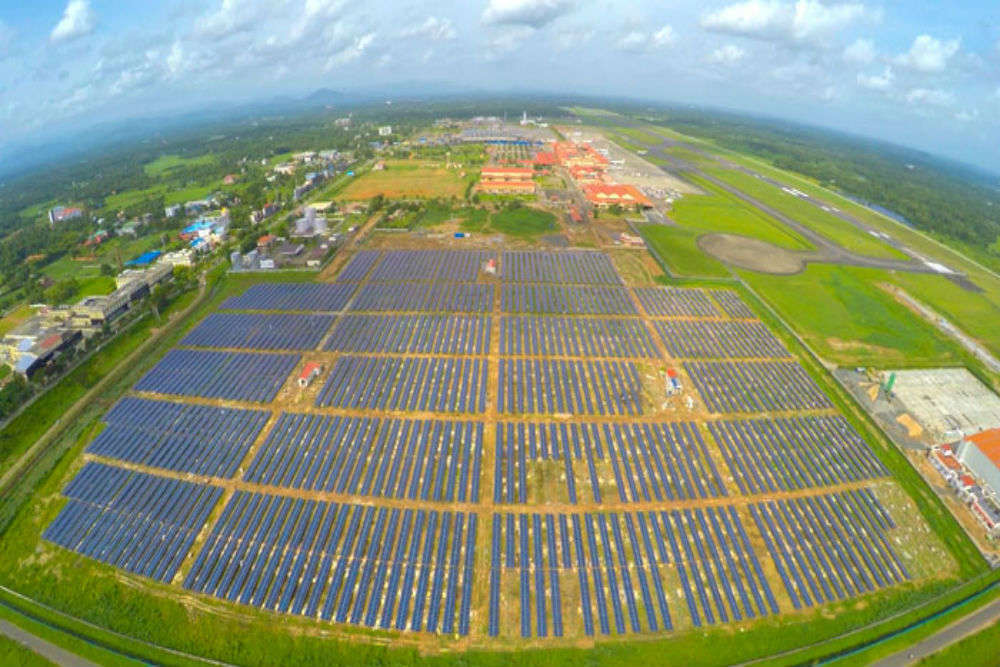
xmin=872 ymin=596 xmax=1000 ymax=666
xmin=0 ymin=619 xmax=99 ymax=667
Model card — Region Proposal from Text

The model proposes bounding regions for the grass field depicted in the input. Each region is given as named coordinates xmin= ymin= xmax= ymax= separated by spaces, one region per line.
xmin=143 ymin=154 xmax=217 ymax=178
xmin=640 ymin=224 xmax=731 ymax=278
xmin=0 ymin=304 xmax=35 ymax=336
xmin=918 ymin=619 xmax=1000 ymax=666
xmin=741 ymin=264 xmax=962 ymax=366
xmin=671 ymin=175 xmax=815 ymax=251
xmin=489 ymin=207 xmax=556 ymax=237
xmin=704 ymin=167 xmax=908 ymax=260
xmin=0 ymin=633 xmax=53 ymax=667
xmin=336 ymin=160 xmax=470 ymax=200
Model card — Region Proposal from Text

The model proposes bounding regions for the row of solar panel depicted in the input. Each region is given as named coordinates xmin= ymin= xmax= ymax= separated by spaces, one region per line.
xmin=87 ymin=397 xmax=270 ymax=477
xmin=134 ymin=350 xmax=299 ymax=403
xmin=245 ymin=413 xmax=482 ymax=502
xmin=182 ymin=313 xmax=335 ymax=351
xmin=369 ymin=250 xmax=493 ymax=283
xmin=488 ymin=508 xmax=778 ymax=637
xmin=684 ymin=361 xmax=832 ymax=413
xmin=325 ymin=314 xmax=491 ymax=355
xmin=184 ymin=493 xmax=477 ymax=634
xmin=749 ymin=491 xmax=908 ymax=609
xmin=500 ymin=316 xmax=658 ymax=358
xmin=709 ymin=416 xmax=888 ymax=494
xmin=493 ymin=421 xmax=725 ymax=505
xmin=501 ymin=251 xmax=621 ymax=286
xmin=498 ymin=359 xmax=643 ymax=416
xmin=43 ymin=463 xmax=220 ymax=582
xmin=654 ymin=320 xmax=789 ymax=360
xmin=315 ymin=356 xmax=488 ymax=413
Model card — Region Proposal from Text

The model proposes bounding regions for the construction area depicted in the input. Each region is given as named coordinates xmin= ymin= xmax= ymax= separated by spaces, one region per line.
xmin=838 ymin=366 xmax=1000 ymax=559
xmin=37 ymin=248 xmax=951 ymax=649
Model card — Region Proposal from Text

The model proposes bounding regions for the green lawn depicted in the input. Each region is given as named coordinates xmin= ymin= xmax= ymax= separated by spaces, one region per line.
xmin=0 ymin=304 xmax=35 ymax=336
xmin=919 ymin=619 xmax=1000 ymax=667
xmin=641 ymin=224 xmax=731 ymax=278
xmin=143 ymin=153 xmax=217 ymax=178
xmin=671 ymin=175 xmax=814 ymax=251
xmin=741 ymin=264 xmax=962 ymax=366
xmin=489 ymin=207 xmax=556 ymax=237
xmin=704 ymin=167 xmax=908 ymax=260
xmin=0 ymin=634 xmax=54 ymax=667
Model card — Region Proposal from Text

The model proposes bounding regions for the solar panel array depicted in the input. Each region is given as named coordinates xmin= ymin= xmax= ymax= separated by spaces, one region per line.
xmin=184 ymin=494 xmax=477 ymax=634
xmin=182 ymin=313 xmax=335 ymax=350
xmin=46 ymin=249 xmax=916 ymax=644
xmin=245 ymin=414 xmax=482 ymax=502
xmin=222 ymin=283 xmax=357 ymax=311
xmin=88 ymin=397 xmax=269 ymax=477
xmin=135 ymin=349 xmax=300 ymax=403
xmin=44 ymin=463 xmax=221 ymax=582
xmin=326 ymin=314 xmax=490 ymax=355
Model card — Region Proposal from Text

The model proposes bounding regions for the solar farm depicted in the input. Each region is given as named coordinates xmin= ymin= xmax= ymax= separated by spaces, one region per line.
xmin=41 ymin=248 xmax=947 ymax=649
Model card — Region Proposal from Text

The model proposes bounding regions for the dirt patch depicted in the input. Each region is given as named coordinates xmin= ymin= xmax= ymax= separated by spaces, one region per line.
xmin=698 ymin=233 xmax=813 ymax=274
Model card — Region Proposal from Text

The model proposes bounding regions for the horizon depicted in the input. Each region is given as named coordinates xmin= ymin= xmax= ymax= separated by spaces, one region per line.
xmin=1 ymin=1 xmax=999 ymax=174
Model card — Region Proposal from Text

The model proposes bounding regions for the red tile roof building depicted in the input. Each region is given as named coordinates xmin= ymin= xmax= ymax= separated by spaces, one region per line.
xmin=582 ymin=184 xmax=652 ymax=208
xmin=476 ymin=166 xmax=536 ymax=195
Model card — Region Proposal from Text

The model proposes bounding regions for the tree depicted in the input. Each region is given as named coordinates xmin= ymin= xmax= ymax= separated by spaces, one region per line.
xmin=100 ymin=263 xmax=115 ymax=276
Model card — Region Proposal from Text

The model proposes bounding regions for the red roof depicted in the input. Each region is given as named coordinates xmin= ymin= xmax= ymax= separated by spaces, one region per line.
xmin=258 ymin=234 xmax=276 ymax=246
xmin=582 ymin=184 xmax=653 ymax=207
xmin=299 ymin=362 xmax=322 ymax=379
xmin=666 ymin=368 xmax=678 ymax=379
xmin=481 ymin=166 xmax=533 ymax=176
xmin=40 ymin=333 xmax=63 ymax=350
xmin=934 ymin=450 xmax=962 ymax=471
xmin=967 ymin=428 xmax=1000 ymax=466
xmin=960 ymin=474 xmax=977 ymax=487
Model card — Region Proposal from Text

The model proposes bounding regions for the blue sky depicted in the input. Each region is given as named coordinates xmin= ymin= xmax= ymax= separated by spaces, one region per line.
xmin=1 ymin=1 xmax=999 ymax=172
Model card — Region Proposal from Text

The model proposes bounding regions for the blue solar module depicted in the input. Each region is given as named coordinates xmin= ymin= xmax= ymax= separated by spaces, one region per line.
xmin=245 ymin=414 xmax=482 ymax=501
xmin=500 ymin=316 xmax=657 ymax=357
xmin=221 ymin=283 xmax=357 ymax=311
xmin=336 ymin=250 xmax=382 ymax=282
xmin=498 ymin=359 xmax=642 ymax=415
xmin=315 ymin=356 xmax=487 ymax=413
xmin=634 ymin=287 xmax=719 ymax=318
xmin=709 ymin=416 xmax=888 ymax=494
xmin=182 ymin=313 xmax=335 ymax=350
xmin=87 ymin=397 xmax=269 ymax=477
xmin=326 ymin=314 xmax=490 ymax=355
xmin=135 ymin=349 xmax=299 ymax=402
xmin=184 ymin=493 xmax=477 ymax=634
xmin=501 ymin=284 xmax=636 ymax=315
xmin=653 ymin=320 xmax=789 ymax=359
xmin=494 ymin=421 xmax=726 ymax=505
xmin=368 ymin=250 xmax=494 ymax=282
xmin=685 ymin=360 xmax=831 ymax=413
xmin=750 ymin=491 xmax=909 ymax=609
xmin=350 ymin=282 xmax=493 ymax=312
xmin=501 ymin=250 xmax=622 ymax=285
xmin=711 ymin=289 xmax=756 ymax=319
xmin=44 ymin=462 xmax=221 ymax=582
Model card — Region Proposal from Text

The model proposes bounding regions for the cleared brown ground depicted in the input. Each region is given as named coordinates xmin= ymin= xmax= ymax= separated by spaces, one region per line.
xmin=698 ymin=232 xmax=816 ymax=274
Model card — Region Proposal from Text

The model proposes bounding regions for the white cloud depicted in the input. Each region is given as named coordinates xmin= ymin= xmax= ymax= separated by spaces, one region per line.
xmin=400 ymin=17 xmax=456 ymax=42
xmin=708 ymin=44 xmax=746 ymax=65
xmin=486 ymin=26 xmax=533 ymax=56
xmin=50 ymin=0 xmax=95 ymax=43
xmin=554 ymin=27 xmax=593 ymax=51
xmin=618 ymin=25 xmax=675 ymax=52
xmin=326 ymin=31 xmax=376 ymax=69
xmin=651 ymin=25 xmax=676 ymax=48
xmin=894 ymin=35 xmax=960 ymax=73
xmin=905 ymin=87 xmax=955 ymax=107
xmin=482 ymin=0 xmax=576 ymax=28
xmin=842 ymin=38 xmax=875 ymax=64
xmin=196 ymin=0 xmax=258 ymax=38
xmin=856 ymin=66 xmax=893 ymax=91
xmin=954 ymin=108 xmax=978 ymax=122
xmin=701 ymin=0 xmax=874 ymax=46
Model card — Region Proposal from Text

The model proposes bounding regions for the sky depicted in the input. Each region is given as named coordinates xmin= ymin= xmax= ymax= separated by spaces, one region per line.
xmin=1 ymin=0 xmax=999 ymax=173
